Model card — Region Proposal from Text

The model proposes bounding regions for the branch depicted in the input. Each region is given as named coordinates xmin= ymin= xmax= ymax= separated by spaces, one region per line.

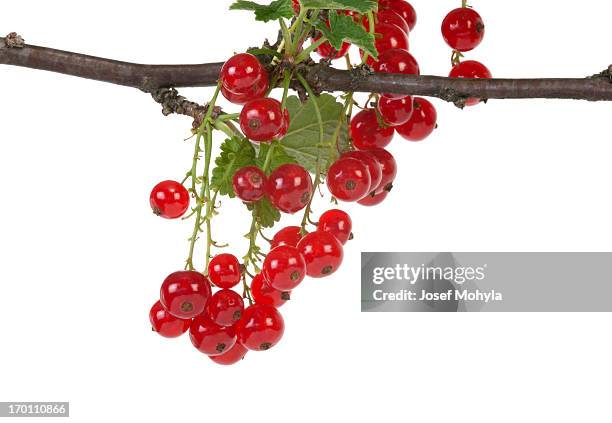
xmin=2 ymin=34 xmax=612 ymax=105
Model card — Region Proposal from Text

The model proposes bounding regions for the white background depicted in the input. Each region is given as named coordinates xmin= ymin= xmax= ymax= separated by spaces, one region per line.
xmin=1 ymin=1 xmax=612 ymax=422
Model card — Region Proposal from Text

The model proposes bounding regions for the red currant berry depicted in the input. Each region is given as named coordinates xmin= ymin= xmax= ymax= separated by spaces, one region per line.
xmin=362 ymin=23 xmax=409 ymax=67
xmin=395 ymin=97 xmax=437 ymax=141
xmin=206 ymin=289 xmax=244 ymax=327
xmin=350 ymin=109 xmax=394 ymax=150
xmin=209 ymin=342 xmax=248 ymax=365
xmin=235 ymin=304 xmax=285 ymax=351
xmin=150 ymin=180 xmax=190 ymax=219
xmin=449 ymin=60 xmax=492 ymax=106
xmin=291 ymin=0 xmax=300 ymax=14
xmin=221 ymin=82 xmax=268 ymax=105
xmin=377 ymin=95 xmax=414 ymax=126
xmin=208 ymin=253 xmax=241 ymax=289
xmin=232 ymin=166 xmax=267 ymax=202
xmin=266 ymin=164 xmax=313 ymax=214
xmin=262 ymin=245 xmax=306 ymax=291
xmin=149 ymin=300 xmax=191 ymax=338
xmin=317 ymin=209 xmax=352 ymax=245
xmin=327 ymin=157 xmax=372 ymax=202
xmin=271 ymin=226 xmax=304 ymax=249
xmin=342 ymin=150 xmax=383 ymax=193
xmin=381 ymin=0 xmax=417 ymax=31
xmin=358 ymin=190 xmax=389 ymax=206
xmin=251 ymin=273 xmax=290 ymax=308
xmin=240 ymin=98 xmax=290 ymax=142
xmin=373 ymin=48 xmax=420 ymax=99
xmin=220 ymin=53 xmax=267 ymax=93
xmin=314 ymin=36 xmax=351 ymax=60
xmin=189 ymin=315 xmax=237 ymax=356
xmin=160 ymin=271 xmax=212 ymax=319
xmin=365 ymin=10 xmax=409 ymax=35
xmin=297 ymin=231 xmax=344 ymax=278
xmin=441 ymin=8 xmax=485 ymax=52
xmin=368 ymin=148 xmax=397 ymax=193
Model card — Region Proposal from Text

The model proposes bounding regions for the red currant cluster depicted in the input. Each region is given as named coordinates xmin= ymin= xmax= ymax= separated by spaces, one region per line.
xmin=442 ymin=3 xmax=491 ymax=106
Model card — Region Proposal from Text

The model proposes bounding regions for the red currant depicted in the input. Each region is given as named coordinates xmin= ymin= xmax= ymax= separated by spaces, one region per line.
xmin=291 ymin=0 xmax=300 ymax=14
xmin=364 ymin=10 xmax=409 ymax=35
xmin=314 ymin=36 xmax=351 ymax=60
xmin=206 ymin=289 xmax=244 ymax=327
xmin=441 ymin=8 xmax=485 ymax=52
xmin=297 ymin=231 xmax=344 ymax=278
xmin=220 ymin=53 xmax=267 ymax=93
xmin=362 ymin=23 xmax=409 ymax=67
xmin=271 ymin=226 xmax=304 ymax=249
xmin=395 ymin=97 xmax=437 ymax=141
xmin=266 ymin=164 xmax=313 ymax=214
xmin=208 ymin=253 xmax=241 ymax=289
xmin=150 ymin=180 xmax=190 ymax=219
xmin=209 ymin=342 xmax=248 ymax=365
xmin=221 ymin=83 xmax=268 ymax=105
xmin=342 ymin=150 xmax=383 ymax=193
xmin=160 ymin=271 xmax=212 ymax=319
xmin=449 ymin=60 xmax=492 ymax=106
xmin=149 ymin=300 xmax=191 ymax=338
xmin=232 ymin=166 xmax=267 ymax=202
xmin=350 ymin=109 xmax=394 ymax=150
xmin=189 ymin=315 xmax=237 ymax=356
xmin=317 ymin=209 xmax=352 ymax=245
xmin=368 ymin=148 xmax=397 ymax=193
xmin=262 ymin=245 xmax=306 ymax=291
xmin=327 ymin=157 xmax=372 ymax=202
xmin=381 ymin=0 xmax=417 ymax=31
xmin=377 ymin=95 xmax=414 ymax=126
xmin=373 ymin=48 xmax=420 ymax=99
xmin=250 ymin=273 xmax=290 ymax=308
xmin=358 ymin=190 xmax=389 ymax=206
xmin=235 ymin=304 xmax=285 ymax=351
xmin=240 ymin=98 xmax=290 ymax=142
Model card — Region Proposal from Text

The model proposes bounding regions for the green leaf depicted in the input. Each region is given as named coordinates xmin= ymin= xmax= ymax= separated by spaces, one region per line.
xmin=251 ymin=197 xmax=281 ymax=228
xmin=255 ymin=143 xmax=297 ymax=173
xmin=211 ymin=137 xmax=256 ymax=197
xmin=229 ymin=0 xmax=294 ymax=22
xmin=301 ymin=0 xmax=377 ymax=13
xmin=314 ymin=12 xmax=377 ymax=58
xmin=280 ymin=94 xmax=348 ymax=174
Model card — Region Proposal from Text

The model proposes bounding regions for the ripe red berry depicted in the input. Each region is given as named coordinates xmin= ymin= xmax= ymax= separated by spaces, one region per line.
xmin=448 ymin=60 xmax=492 ymax=106
xmin=350 ymin=109 xmax=394 ymax=150
xmin=208 ymin=253 xmax=241 ymax=289
xmin=291 ymin=0 xmax=300 ymax=14
xmin=235 ymin=304 xmax=285 ymax=351
xmin=189 ymin=315 xmax=237 ymax=356
xmin=221 ymin=83 xmax=268 ymax=105
xmin=342 ymin=150 xmax=383 ymax=192
xmin=314 ymin=36 xmax=351 ymax=60
xmin=297 ymin=231 xmax=344 ymax=278
xmin=364 ymin=9 xmax=409 ymax=35
xmin=271 ymin=226 xmax=304 ymax=249
xmin=317 ymin=209 xmax=352 ymax=245
xmin=150 ymin=180 xmax=190 ymax=219
xmin=368 ymin=148 xmax=397 ymax=193
xmin=262 ymin=245 xmax=306 ymax=291
xmin=395 ymin=97 xmax=437 ymax=141
xmin=220 ymin=53 xmax=267 ymax=93
xmin=373 ymin=48 xmax=420 ymax=99
xmin=377 ymin=95 xmax=414 ymax=126
xmin=358 ymin=190 xmax=389 ymax=206
xmin=381 ymin=0 xmax=417 ymax=31
xmin=362 ymin=23 xmax=409 ymax=67
xmin=327 ymin=157 xmax=372 ymax=202
xmin=250 ymin=273 xmax=290 ymax=308
xmin=209 ymin=342 xmax=248 ymax=365
xmin=441 ymin=8 xmax=485 ymax=52
xmin=266 ymin=164 xmax=313 ymax=214
xmin=160 ymin=271 xmax=212 ymax=319
xmin=240 ymin=98 xmax=290 ymax=142
xmin=206 ymin=289 xmax=245 ymax=327
xmin=149 ymin=300 xmax=191 ymax=338
xmin=232 ymin=166 xmax=267 ymax=202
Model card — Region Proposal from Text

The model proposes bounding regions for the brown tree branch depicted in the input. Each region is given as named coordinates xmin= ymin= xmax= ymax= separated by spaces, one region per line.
xmin=2 ymin=34 xmax=612 ymax=106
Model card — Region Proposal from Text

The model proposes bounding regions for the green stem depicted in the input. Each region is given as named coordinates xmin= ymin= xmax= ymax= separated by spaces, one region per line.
xmin=279 ymin=18 xmax=293 ymax=55
xmin=280 ymin=70 xmax=292 ymax=111
xmin=360 ymin=11 xmax=376 ymax=66
xmin=295 ymin=37 xmax=327 ymax=64
xmin=290 ymin=7 xmax=309 ymax=53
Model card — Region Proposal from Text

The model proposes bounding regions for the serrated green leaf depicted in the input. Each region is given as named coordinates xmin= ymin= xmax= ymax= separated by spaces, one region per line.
xmin=230 ymin=0 xmax=294 ymax=22
xmin=211 ymin=137 xmax=257 ymax=197
xmin=255 ymin=143 xmax=297 ymax=173
xmin=315 ymin=12 xmax=377 ymax=58
xmin=279 ymin=94 xmax=348 ymax=174
xmin=301 ymin=0 xmax=377 ymax=13
xmin=252 ymin=197 xmax=281 ymax=228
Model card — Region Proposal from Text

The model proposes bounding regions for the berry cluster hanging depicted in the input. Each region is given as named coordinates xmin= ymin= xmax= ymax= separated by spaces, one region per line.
xmin=148 ymin=0 xmax=485 ymax=365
